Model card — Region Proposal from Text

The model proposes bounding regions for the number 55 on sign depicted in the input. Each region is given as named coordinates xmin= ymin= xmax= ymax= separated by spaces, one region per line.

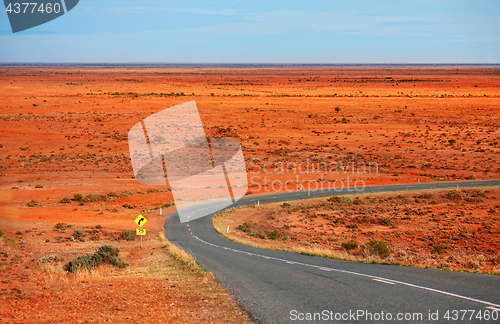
xmin=136 ymin=228 xmax=146 ymax=236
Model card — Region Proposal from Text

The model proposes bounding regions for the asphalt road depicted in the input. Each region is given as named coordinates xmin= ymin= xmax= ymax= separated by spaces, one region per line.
xmin=164 ymin=180 xmax=500 ymax=323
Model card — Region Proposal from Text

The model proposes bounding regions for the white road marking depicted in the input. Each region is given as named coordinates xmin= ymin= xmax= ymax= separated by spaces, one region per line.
xmin=373 ymin=279 xmax=396 ymax=285
xmin=192 ymin=235 xmax=500 ymax=309
xmin=486 ymin=306 xmax=500 ymax=312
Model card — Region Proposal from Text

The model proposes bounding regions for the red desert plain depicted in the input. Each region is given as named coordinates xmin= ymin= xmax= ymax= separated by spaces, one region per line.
xmin=0 ymin=65 xmax=499 ymax=322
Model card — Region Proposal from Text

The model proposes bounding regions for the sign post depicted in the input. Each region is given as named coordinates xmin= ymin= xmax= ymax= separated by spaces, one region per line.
xmin=136 ymin=228 xmax=146 ymax=249
xmin=134 ymin=214 xmax=148 ymax=249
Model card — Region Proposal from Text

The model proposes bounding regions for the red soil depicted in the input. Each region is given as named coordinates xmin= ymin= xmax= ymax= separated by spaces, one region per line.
xmin=0 ymin=65 xmax=499 ymax=321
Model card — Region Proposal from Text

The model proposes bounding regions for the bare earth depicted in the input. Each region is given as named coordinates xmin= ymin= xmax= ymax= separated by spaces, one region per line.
xmin=0 ymin=65 xmax=499 ymax=321
xmin=214 ymin=187 xmax=500 ymax=274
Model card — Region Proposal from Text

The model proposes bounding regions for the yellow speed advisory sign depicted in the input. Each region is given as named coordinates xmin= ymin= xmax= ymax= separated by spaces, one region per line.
xmin=136 ymin=228 xmax=146 ymax=236
xmin=134 ymin=215 xmax=147 ymax=227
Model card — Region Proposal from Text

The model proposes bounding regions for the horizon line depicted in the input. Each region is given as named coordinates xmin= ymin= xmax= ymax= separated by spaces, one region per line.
xmin=0 ymin=63 xmax=499 ymax=67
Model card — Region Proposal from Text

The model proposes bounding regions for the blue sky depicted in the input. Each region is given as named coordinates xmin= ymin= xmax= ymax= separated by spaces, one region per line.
xmin=0 ymin=0 xmax=499 ymax=63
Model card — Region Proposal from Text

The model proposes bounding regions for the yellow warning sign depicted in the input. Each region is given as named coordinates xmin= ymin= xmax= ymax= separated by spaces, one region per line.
xmin=134 ymin=215 xmax=147 ymax=227
xmin=136 ymin=228 xmax=146 ymax=236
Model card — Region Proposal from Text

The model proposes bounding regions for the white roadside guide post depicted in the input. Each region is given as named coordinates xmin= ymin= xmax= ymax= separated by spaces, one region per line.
xmin=227 ymin=226 xmax=229 ymax=234
xmin=134 ymin=215 xmax=148 ymax=249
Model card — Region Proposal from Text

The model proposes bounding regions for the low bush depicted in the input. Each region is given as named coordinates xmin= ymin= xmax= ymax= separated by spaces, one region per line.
xmin=380 ymin=218 xmax=393 ymax=226
xmin=267 ymin=230 xmax=284 ymax=240
xmin=55 ymin=223 xmax=71 ymax=229
xmin=73 ymin=193 xmax=83 ymax=202
xmin=328 ymin=196 xmax=342 ymax=203
xmin=443 ymin=190 xmax=466 ymax=201
xmin=120 ymin=230 xmax=135 ymax=241
xmin=248 ymin=232 xmax=266 ymax=239
xmin=63 ymin=245 xmax=128 ymax=273
xmin=26 ymin=200 xmax=38 ymax=207
xmin=432 ymin=246 xmax=446 ymax=254
xmin=119 ymin=190 xmax=133 ymax=198
xmin=341 ymin=240 xmax=358 ymax=250
xmin=353 ymin=197 xmax=364 ymax=205
xmin=59 ymin=197 xmax=72 ymax=204
xmin=365 ymin=240 xmax=390 ymax=258
xmin=107 ymin=191 xmax=118 ymax=198
xmin=416 ymin=193 xmax=434 ymax=199
xmin=73 ymin=229 xmax=85 ymax=239
xmin=84 ymin=194 xmax=108 ymax=202
xmin=334 ymin=217 xmax=346 ymax=224
xmin=341 ymin=197 xmax=352 ymax=203
xmin=238 ymin=222 xmax=253 ymax=233
xmin=162 ymin=201 xmax=175 ymax=208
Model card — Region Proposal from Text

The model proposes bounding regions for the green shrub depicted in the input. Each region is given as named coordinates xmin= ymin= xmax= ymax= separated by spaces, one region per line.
xmin=59 ymin=197 xmax=72 ymax=204
xmin=328 ymin=196 xmax=342 ymax=203
xmin=248 ymin=232 xmax=266 ymax=239
xmin=35 ymin=184 xmax=43 ymax=188
xmin=84 ymin=194 xmax=108 ymax=202
xmin=73 ymin=193 xmax=83 ymax=202
xmin=73 ymin=229 xmax=85 ymax=239
xmin=341 ymin=197 xmax=352 ymax=203
xmin=63 ymin=245 xmax=128 ymax=273
xmin=341 ymin=240 xmax=358 ymax=250
xmin=353 ymin=197 xmax=364 ymax=205
xmin=365 ymin=240 xmax=390 ymax=258
xmin=238 ymin=223 xmax=253 ymax=233
xmin=380 ymin=218 xmax=393 ymax=226
xmin=107 ymin=191 xmax=118 ymax=198
xmin=416 ymin=193 xmax=434 ymax=199
xmin=443 ymin=190 xmax=466 ymax=201
xmin=432 ymin=246 xmax=446 ymax=254
xmin=281 ymin=202 xmax=291 ymax=208
xmin=55 ymin=222 xmax=71 ymax=229
xmin=120 ymin=190 xmax=133 ymax=198
xmin=26 ymin=200 xmax=38 ymax=207
xmin=120 ymin=230 xmax=135 ymax=241
xmin=162 ymin=201 xmax=175 ymax=208
xmin=0 ymin=229 xmax=5 ymax=237
xmin=267 ymin=230 xmax=284 ymax=240
xmin=334 ymin=217 xmax=346 ymax=224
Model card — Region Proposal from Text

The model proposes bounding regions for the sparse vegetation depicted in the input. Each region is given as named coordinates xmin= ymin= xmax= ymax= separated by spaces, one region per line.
xmin=63 ymin=245 xmax=128 ymax=273
xmin=26 ymin=199 xmax=38 ymax=207
xmin=341 ymin=240 xmax=358 ymax=250
xmin=120 ymin=190 xmax=133 ymax=198
xmin=73 ymin=229 xmax=85 ymax=239
xmin=59 ymin=197 xmax=72 ymax=204
xmin=365 ymin=240 xmax=390 ymax=258
xmin=55 ymin=222 xmax=72 ymax=230
xmin=120 ymin=230 xmax=136 ymax=241
xmin=432 ymin=246 xmax=446 ymax=254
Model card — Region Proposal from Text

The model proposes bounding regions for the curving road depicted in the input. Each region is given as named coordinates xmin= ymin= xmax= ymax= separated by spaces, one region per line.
xmin=165 ymin=180 xmax=500 ymax=323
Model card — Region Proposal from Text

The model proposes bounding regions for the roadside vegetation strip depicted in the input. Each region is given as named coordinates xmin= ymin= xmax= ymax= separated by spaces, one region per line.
xmin=213 ymin=187 xmax=500 ymax=275
xmin=0 ymin=226 xmax=252 ymax=323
